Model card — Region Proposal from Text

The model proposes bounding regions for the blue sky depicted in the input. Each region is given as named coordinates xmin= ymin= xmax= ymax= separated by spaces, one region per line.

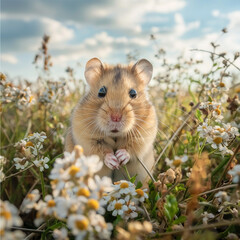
xmin=1 ymin=0 xmax=240 ymax=80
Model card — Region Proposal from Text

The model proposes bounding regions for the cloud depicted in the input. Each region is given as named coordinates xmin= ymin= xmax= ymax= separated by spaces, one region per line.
xmin=1 ymin=17 xmax=74 ymax=53
xmin=50 ymin=31 xmax=150 ymax=65
xmin=2 ymin=0 xmax=186 ymax=32
xmin=212 ymin=9 xmax=220 ymax=17
xmin=1 ymin=54 xmax=18 ymax=64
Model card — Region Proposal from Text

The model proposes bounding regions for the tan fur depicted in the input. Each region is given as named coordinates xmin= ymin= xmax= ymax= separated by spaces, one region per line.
xmin=65 ymin=59 xmax=158 ymax=182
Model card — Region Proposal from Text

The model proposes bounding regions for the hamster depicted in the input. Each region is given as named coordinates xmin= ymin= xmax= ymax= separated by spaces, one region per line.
xmin=65 ymin=58 xmax=158 ymax=182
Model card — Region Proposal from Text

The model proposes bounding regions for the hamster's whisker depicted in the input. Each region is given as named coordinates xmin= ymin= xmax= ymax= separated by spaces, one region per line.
xmin=100 ymin=107 xmax=108 ymax=114
xmin=134 ymin=117 xmax=181 ymax=142
xmin=121 ymin=100 xmax=131 ymax=112
xmin=104 ymin=95 xmax=113 ymax=111
xmin=133 ymin=122 xmax=152 ymax=137
xmin=132 ymin=128 xmax=145 ymax=143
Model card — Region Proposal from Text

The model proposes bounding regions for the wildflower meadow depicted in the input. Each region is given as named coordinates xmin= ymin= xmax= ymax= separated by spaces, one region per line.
xmin=1 ymin=31 xmax=240 ymax=240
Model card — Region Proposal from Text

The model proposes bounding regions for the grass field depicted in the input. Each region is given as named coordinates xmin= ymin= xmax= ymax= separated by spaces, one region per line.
xmin=1 ymin=34 xmax=240 ymax=240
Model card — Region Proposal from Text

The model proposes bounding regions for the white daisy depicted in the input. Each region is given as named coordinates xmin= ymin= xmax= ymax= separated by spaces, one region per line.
xmin=165 ymin=155 xmax=188 ymax=169
xmin=133 ymin=188 xmax=148 ymax=203
xmin=67 ymin=214 xmax=89 ymax=238
xmin=21 ymin=189 xmax=40 ymax=213
xmin=228 ymin=165 xmax=240 ymax=183
xmin=107 ymin=199 xmax=128 ymax=216
xmin=0 ymin=200 xmax=23 ymax=230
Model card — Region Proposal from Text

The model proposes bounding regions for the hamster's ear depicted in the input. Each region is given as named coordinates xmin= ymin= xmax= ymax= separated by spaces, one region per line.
xmin=132 ymin=59 xmax=153 ymax=85
xmin=85 ymin=58 xmax=103 ymax=86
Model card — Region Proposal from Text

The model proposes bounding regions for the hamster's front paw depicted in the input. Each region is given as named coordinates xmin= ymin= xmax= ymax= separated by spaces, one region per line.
xmin=104 ymin=153 xmax=120 ymax=170
xmin=115 ymin=149 xmax=130 ymax=166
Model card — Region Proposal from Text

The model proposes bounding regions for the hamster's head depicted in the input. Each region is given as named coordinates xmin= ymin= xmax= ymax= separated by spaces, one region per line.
xmin=84 ymin=58 xmax=153 ymax=137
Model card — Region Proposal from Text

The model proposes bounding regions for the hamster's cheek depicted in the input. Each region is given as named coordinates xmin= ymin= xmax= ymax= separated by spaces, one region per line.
xmin=96 ymin=109 xmax=109 ymax=132
xmin=122 ymin=105 xmax=135 ymax=133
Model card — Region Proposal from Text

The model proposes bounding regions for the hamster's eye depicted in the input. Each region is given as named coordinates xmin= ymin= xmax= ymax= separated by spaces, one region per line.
xmin=98 ymin=86 xmax=107 ymax=98
xmin=129 ymin=89 xmax=137 ymax=99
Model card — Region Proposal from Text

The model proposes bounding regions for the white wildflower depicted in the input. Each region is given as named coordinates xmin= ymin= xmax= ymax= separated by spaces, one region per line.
xmin=67 ymin=214 xmax=89 ymax=238
xmin=228 ymin=165 xmax=240 ymax=183
xmin=21 ymin=189 xmax=40 ymax=213
xmin=197 ymin=122 xmax=212 ymax=137
xmin=13 ymin=157 xmax=29 ymax=170
xmin=33 ymin=156 xmax=50 ymax=172
xmin=113 ymin=180 xmax=136 ymax=195
xmin=133 ymin=188 xmax=148 ymax=203
xmin=107 ymin=199 xmax=128 ymax=216
xmin=53 ymin=228 xmax=69 ymax=240
xmin=214 ymin=191 xmax=230 ymax=203
xmin=0 ymin=200 xmax=23 ymax=231
xmin=201 ymin=211 xmax=215 ymax=224
xmin=0 ymin=168 xmax=5 ymax=183
xmin=165 ymin=155 xmax=188 ymax=169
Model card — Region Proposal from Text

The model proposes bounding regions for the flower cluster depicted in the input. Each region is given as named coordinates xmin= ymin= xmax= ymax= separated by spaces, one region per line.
xmin=0 ymin=200 xmax=25 ymax=240
xmin=200 ymin=80 xmax=229 ymax=102
xmin=197 ymin=122 xmax=239 ymax=155
xmin=21 ymin=146 xmax=113 ymax=240
xmin=199 ymin=101 xmax=224 ymax=122
xmin=0 ymin=74 xmax=34 ymax=109
xmin=102 ymin=180 xmax=148 ymax=220
xmin=13 ymin=132 xmax=49 ymax=172
xmin=39 ymin=81 xmax=66 ymax=104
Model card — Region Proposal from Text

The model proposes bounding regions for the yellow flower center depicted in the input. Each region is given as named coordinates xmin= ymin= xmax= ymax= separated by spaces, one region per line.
xmin=27 ymin=193 xmax=35 ymax=200
xmin=120 ymin=182 xmax=129 ymax=189
xmin=47 ymin=200 xmax=56 ymax=207
xmin=114 ymin=181 xmax=121 ymax=185
xmin=125 ymin=208 xmax=133 ymax=214
xmin=219 ymin=82 xmax=225 ymax=87
xmin=26 ymin=141 xmax=34 ymax=147
xmin=173 ymin=159 xmax=182 ymax=167
xmin=75 ymin=218 xmax=89 ymax=230
xmin=50 ymin=179 xmax=59 ymax=185
xmin=87 ymin=199 xmax=99 ymax=210
xmin=115 ymin=202 xmax=122 ymax=210
xmin=29 ymin=96 xmax=34 ymax=103
xmin=215 ymin=108 xmax=221 ymax=115
xmin=213 ymin=137 xmax=223 ymax=144
xmin=0 ymin=210 xmax=11 ymax=220
xmin=69 ymin=165 xmax=80 ymax=176
xmin=77 ymin=188 xmax=90 ymax=197
xmin=135 ymin=189 xmax=144 ymax=197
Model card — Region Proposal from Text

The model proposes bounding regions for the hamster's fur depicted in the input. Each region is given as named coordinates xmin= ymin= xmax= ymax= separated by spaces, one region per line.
xmin=65 ymin=58 xmax=157 ymax=182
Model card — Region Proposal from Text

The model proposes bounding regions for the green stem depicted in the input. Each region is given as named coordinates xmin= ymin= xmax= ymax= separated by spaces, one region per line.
xmin=123 ymin=166 xmax=131 ymax=181
xmin=40 ymin=171 xmax=46 ymax=199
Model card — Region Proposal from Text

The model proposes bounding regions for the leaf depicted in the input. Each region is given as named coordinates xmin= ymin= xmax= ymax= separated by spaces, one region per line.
xmin=164 ymin=194 xmax=179 ymax=223
xmin=113 ymin=215 xmax=122 ymax=227
xmin=172 ymin=215 xmax=186 ymax=225
xmin=130 ymin=174 xmax=137 ymax=183
xmin=136 ymin=181 xmax=143 ymax=189
xmin=195 ymin=109 xmax=203 ymax=123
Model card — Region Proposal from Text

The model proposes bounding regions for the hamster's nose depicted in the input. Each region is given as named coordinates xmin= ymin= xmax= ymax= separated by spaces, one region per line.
xmin=111 ymin=113 xmax=122 ymax=122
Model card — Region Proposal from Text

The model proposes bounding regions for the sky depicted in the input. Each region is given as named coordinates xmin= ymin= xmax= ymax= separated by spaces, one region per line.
xmin=1 ymin=0 xmax=240 ymax=81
